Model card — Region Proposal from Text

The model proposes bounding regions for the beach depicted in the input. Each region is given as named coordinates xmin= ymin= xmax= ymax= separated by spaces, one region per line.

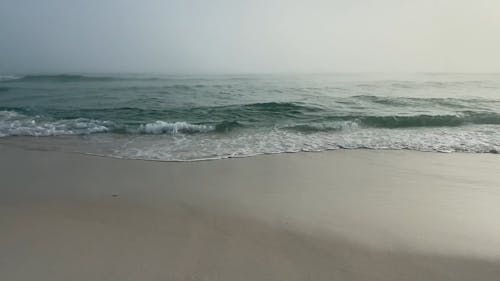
xmin=1 ymin=143 xmax=499 ymax=281
xmin=3 ymin=0 xmax=500 ymax=279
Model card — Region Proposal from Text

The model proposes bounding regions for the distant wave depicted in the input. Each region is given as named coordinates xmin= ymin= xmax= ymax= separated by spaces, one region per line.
xmin=356 ymin=112 xmax=500 ymax=128
xmin=288 ymin=112 xmax=500 ymax=132
xmin=0 ymin=74 xmax=178 ymax=83
xmin=0 ymin=74 xmax=202 ymax=83
xmin=189 ymin=102 xmax=324 ymax=121
xmin=238 ymin=101 xmax=320 ymax=111
xmin=3 ymin=74 xmax=117 ymax=83
xmin=0 ymin=75 xmax=23 ymax=82
xmin=351 ymin=95 xmax=500 ymax=108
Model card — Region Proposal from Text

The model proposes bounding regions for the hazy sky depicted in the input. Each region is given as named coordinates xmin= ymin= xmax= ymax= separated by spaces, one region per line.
xmin=1 ymin=0 xmax=499 ymax=74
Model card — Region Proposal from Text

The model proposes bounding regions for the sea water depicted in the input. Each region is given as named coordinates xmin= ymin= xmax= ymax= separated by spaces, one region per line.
xmin=1 ymin=73 xmax=499 ymax=160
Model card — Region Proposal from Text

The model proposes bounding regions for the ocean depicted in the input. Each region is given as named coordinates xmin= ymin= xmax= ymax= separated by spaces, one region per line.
xmin=1 ymin=73 xmax=499 ymax=161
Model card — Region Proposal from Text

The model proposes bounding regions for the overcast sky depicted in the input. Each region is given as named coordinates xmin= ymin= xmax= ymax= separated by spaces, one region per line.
xmin=1 ymin=0 xmax=499 ymax=74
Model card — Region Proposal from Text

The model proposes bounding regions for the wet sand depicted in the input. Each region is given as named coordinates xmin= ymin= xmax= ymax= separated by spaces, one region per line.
xmin=1 ymin=144 xmax=500 ymax=281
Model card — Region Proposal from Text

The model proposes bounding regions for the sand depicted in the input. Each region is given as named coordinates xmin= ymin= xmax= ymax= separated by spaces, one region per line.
xmin=1 ymin=143 xmax=500 ymax=281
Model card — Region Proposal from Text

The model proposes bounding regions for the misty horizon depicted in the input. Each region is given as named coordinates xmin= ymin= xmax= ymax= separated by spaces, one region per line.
xmin=1 ymin=0 xmax=499 ymax=74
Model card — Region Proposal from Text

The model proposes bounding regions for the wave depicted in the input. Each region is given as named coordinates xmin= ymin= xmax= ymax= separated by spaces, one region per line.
xmin=3 ymin=74 xmax=117 ymax=83
xmin=0 ymin=111 xmax=111 ymax=137
xmin=0 ymin=111 xmax=216 ymax=137
xmin=240 ymin=101 xmax=321 ymax=111
xmin=284 ymin=112 xmax=500 ymax=132
xmin=0 ymin=74 xmax=219 ymax=83
xmin=186 ymin=102 xmax=324 ymax=123
xmin=138 ymin=121 xmax=213 ymax=134
xmin=284 ymin=121 xmax=360 ymax=133
xmin=278 ymin=112 xmax=500 ymax=133
xmin=214 ymin=120 xmax=244 ymax=132
xmin=0 ymin=75 xmax=23 ymax=82
xmin=355 ymin=112 xmax=500 ymax=128
xmin=351 ymin=95 xmax=500 ymax=107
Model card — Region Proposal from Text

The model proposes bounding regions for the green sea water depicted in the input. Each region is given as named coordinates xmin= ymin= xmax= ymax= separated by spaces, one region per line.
xmin=1 ymin=73 xmax=500 ymax=160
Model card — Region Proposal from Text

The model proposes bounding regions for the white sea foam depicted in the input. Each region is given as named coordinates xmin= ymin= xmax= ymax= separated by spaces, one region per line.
xmin=0 ymin=111 xmax=111 ymax=137
xmin=109 ymin=125 xmax=500 ymax=161
xmin=138 ymin=121 xmax=214 ymax=134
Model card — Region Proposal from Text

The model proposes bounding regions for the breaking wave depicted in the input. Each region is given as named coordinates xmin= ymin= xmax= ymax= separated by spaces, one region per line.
xmin=0 ymin=111 xmax=111 ymax=137
xmin=138 ymin=121 xmax=214 ymax=134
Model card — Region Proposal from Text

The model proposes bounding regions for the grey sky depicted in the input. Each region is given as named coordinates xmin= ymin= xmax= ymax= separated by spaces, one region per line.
xmin=1 ymin=0 xmax=499 ymax=74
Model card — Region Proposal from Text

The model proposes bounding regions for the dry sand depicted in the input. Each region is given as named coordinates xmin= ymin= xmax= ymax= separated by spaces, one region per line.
xmin=1 ymin=144 xmax=500 ymax=281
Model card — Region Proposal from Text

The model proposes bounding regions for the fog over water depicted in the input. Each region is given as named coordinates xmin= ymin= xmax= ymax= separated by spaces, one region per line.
xmin=1 ymin=0 xmax=499 ymax=74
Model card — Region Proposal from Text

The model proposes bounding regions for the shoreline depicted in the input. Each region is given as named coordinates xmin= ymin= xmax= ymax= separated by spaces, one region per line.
xmin=1 ymin=135 xmax=499 ymax=164
xmin=1 ymin=144 xmax=500 ymax=280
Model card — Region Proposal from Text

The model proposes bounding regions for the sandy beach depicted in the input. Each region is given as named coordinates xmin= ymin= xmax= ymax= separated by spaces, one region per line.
xmin=1 ymin=144 xmax=500 ymax=281
xmin=3 ymin=0 xmax=500 ymax=279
